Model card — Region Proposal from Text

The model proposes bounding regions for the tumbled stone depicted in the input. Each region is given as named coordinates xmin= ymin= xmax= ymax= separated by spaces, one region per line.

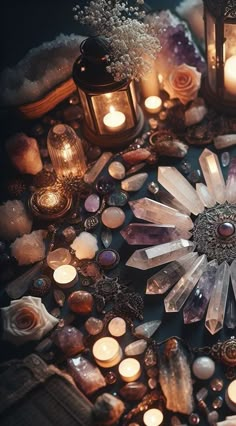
xmin=96 ymin=249 xmax=120 ymax=269
xmin=47 ymin=248 xmax=72 ymax=270
xmin=105 ymin=371 xmax=117 ymax=385
xmin=107 ymin=190 xmax=128 ymax=207
xmin=68 ymin=290 xmax=93 ymax=315
xmin=108 ymin=317 xmax=126 ymax=337
xmin=62 ymin=226 xmax=76 ymax=244
xmin=101 ymin=207 xmax=125 ymax=229
xmin=85 ymin=317 xmax=104 ymax=335
xmin=96 ymin=176 xmax=115 ymax=195
xmin=122 ymin=148 xmax=150 ymax=165
xmin=119 ymin=382 xmax=147 ymax=401
xmin=84 ymin=193 xmax=100 ymax=213
xmin=108 ymin=161 xmax=126 ymax=180
xmin=121 ymin=173 xmax=148 ymax=192
xmin=52 ymin=326 xmax=85 ymax=357
xmin=93 ymin=393 xmax=125 ymax=425
xmin=125 ymin=339 xmax=148 ymax=356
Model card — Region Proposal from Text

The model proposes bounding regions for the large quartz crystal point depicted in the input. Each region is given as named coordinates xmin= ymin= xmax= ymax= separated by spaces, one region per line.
xmin=196 ymin=183 xmax=216 ymax=208
xmin=183 ymin=260 xmax=218 ymax=324
xmin=205 ymin=261 xmax=230 ymax=335
xmin=226 ymin=158 xmax=236 ymax=203
xmin=146 ymin=252 xmax=198 ymax=295
xmin=158 ymin=166 xmax=204 ymax=215
xmin=159 ymin=338 xmax=194 ymax=414
xmin=230 ymin=258 xmax=236 ymax=301
xmin=129 ymin=197 xmax=193 ymax=231
xmin=5 ymin=260 xmax=44 ymax=299
xmin=199 ymin=148 xmax=226 ymax=204
xmin=164 ymin=254 xmax=207 ymax=312
xmin=156 ymin=189 xmax=190 ymax=215
xmin=126 ymin=239 xmax=195 ymax=270
xmin=121 ymin=223 xmax=191 ymax=245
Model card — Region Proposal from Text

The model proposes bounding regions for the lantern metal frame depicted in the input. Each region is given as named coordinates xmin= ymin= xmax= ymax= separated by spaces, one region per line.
xmin=202 ymin=0 xmax=236 ymax=114
xmin=73 ymin=37 xmax=144 ymax=149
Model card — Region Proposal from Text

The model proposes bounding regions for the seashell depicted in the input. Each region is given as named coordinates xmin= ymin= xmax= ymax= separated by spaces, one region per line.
xmin=214 ymin=134 xmax=236 ymax=150
xmin=122 ymin=148 xmax=150 ymax=165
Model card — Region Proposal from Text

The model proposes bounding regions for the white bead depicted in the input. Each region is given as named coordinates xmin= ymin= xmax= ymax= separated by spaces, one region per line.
xmin=192 ymin=356 xmax=215 ymax=380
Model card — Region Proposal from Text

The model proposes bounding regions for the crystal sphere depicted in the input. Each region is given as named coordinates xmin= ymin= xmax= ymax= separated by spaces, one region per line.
xmin=217 ymin=222 xmax=235 ymax=238
xmin=192 ymin=356 xmax=215 ymax=380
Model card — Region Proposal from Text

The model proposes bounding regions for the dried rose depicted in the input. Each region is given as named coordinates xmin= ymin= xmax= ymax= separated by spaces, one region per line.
xmin=1 ymin=296 xmax=58 ymax=345
xmin=164 ymin=63 xmax=201 ymax=105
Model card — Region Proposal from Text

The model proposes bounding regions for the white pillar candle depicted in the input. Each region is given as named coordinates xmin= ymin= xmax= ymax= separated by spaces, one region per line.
xmin=144 ymin=96 xmax=162 ymax=114
xmin=103 ymin=107 xmax=126 ymax=132
xmin=143 ymin=408 xmax=164 ymax=426
xmin=53 ymin=265 xmax=78 ymax=288
xmin=224 ymin=55 xmax=236 ymax=95
xmin=139 ymin=64 xmax=160 ymax=99
xmin=118 ymin=358 xmax=141 ymax=382
xmin=93 ymin=337 xmax=122 ymax=368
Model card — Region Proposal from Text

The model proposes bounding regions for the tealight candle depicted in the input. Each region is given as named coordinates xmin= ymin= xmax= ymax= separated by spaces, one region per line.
xmin=225 ymin=379 xmax=236 ymax=412
xmin=143 ymin=408 xmax=164 ymax=426
xmin=118 ymin=357 xmax=141 ymax=382
xmin=53 ymin=265 xmax=78 ymax=288
xmin=224 ymin=55 xmax=236 ymax=96
xmin=144 ymin=96 xmax=162 ymax=114
xmin=103 ymin=107 xmax=126 ymax=132
xmin=93 ymin=337 xmax=122 ymax=368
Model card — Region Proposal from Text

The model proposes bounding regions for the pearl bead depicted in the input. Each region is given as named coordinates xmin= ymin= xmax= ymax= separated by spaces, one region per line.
xmin=217 ymin=222 xmax=235 ymax=238
xmin=192 ymin=356 xmax=215 ymax=380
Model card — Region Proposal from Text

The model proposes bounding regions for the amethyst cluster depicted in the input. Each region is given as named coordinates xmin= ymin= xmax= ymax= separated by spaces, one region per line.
xmin=145 ymin=10 xmax=206 ymax=79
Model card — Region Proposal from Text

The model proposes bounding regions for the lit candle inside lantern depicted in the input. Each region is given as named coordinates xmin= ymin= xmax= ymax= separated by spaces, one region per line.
xmin=118 ymin=357 xmax=141 ymax=382
xmin=92 ymin=337 xmax=122 ymax=368
xmin=53 ymin=265 xmax=78 ymax=288
xmin=143 ymin=408 xmax=164 ymax=426
xmin=144 ymin=96 xmax=162 ymax=114
xmin=224 ymin=55 xmax=236 ymax=95
xmin=103 ymin=106 xmax=126 ymax=132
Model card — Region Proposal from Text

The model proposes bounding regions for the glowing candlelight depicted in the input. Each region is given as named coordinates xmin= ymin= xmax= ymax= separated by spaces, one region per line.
xmin=228 ymin=380 xmax=236 ymax=404
xmin=225 ymin=55 xmax=236 ymax=95
xmin=144 ymin=96 xmax=162 ymax=114
xmin=118 ymin=357 xmax=141 ymax=382
xmin=143 ymin=408 xmax=164 ymax=426
xmin=92 ymin=337 xmax=122 ymax=368
xmin=103 ymin=106 xmax=126 ymax=132
xmin=53 ymin=265 xmax=78 ymax=288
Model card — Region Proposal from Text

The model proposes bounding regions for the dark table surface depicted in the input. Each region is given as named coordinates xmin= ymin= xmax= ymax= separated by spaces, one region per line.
xmin=1 ymin=1 xmax=235 ymax=425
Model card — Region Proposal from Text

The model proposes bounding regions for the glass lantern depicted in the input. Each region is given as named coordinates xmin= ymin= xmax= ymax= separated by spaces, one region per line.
xmin=203 ymin=0 xmax=236 ymax=113
xmin=73 ymin=37 xmax=144 ymax=149
xmin=47 ymin=124 xmax=87 ymax=178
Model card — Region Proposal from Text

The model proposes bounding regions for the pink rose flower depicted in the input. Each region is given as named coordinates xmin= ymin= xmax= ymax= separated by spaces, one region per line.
xmin=164 ymin=63 xmax=201 ymax=105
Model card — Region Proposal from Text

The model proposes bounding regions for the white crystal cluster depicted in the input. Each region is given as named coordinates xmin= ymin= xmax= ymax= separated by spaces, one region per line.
xmin=71 ymin=231 xmax=98 ymax=260
xmin=10 ymin=230 xmax=47 ymax=265
xmin=0 ymin=34 xmax=85 ymax=106
xmin=0 ymin=200 xmax=32 ymax=241
xmin=73 ymin=0 xmax=160 ymax=81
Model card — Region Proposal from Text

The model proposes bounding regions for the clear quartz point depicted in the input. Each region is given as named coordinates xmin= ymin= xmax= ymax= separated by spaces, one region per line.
xmin=199 ymin=148 xmax=226 ymax=204
xmin=146 ymin=252 xmax=198 ymax=295
xmin=126 ymin=239 xmax=195 ymax=270
xmin=230 ymin=258 xmax=236 ymax=301
xmin=196 ymin=183 xmax=216 ymax=208
xmin=225 ymin=298 xmax=236 ymax=329
xmin=164 ymin=254 xmax=207 ymax=312
xmin=121 ymin=223 xmax=191 ymax=246
xmin=205 ymin=261 xmax=230 ymax=335
xmin=83 ymin=152 xmax=112 ymax=184
xmin=183 ymin=260 xmax=218 ymax=324
xmin=226 ymin=158 xmax=236 ymax=203
xmin=129 ymin=197 xmax=193 ymax=231
xmin=158 ymin=166 xmax=204 ymax=215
